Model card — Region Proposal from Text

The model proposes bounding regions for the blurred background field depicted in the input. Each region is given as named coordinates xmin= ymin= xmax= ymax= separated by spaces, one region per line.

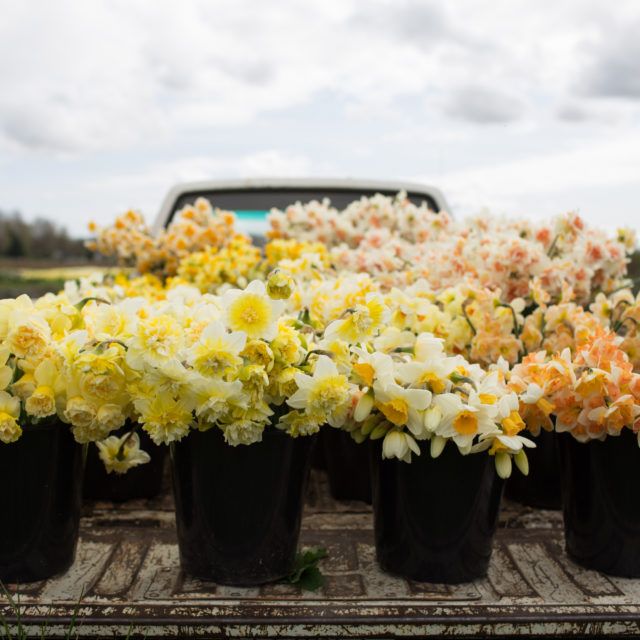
xmin=0 ymin=261 xmax=114 ymax=298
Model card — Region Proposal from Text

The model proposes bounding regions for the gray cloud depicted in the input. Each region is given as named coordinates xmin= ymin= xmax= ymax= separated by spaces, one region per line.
xmin=444 ymin=85 xmax=525 ymax=124
xmin=579 ymin=23 xmax=640 ymax=98
xmin=349 ymin=1 xmax=453 ymax=47
xmin=556 ymin=102 xmax=591 ymax=122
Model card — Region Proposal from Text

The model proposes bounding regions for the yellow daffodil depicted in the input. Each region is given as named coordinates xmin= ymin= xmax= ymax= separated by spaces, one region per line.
xmin=0 ymin=390 xmax=21 ymax=443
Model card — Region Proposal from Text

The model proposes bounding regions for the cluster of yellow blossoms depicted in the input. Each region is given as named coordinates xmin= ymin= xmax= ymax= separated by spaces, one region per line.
xmin=1 ymin=272 xmax=536 ymax=478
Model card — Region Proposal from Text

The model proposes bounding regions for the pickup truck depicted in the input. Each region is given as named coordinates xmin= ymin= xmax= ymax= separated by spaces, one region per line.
xmin=4 ymin=179 xmax=640 ymax=638
xmin=150 ymin=177 xmax=451 ymax=240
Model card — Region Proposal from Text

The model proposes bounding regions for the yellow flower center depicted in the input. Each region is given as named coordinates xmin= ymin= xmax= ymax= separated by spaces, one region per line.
xmin=376 ymin=398 xmax=409 ymax=426
xmin=228 ymin=294 xmax=272 ymax=338
xmin=453 ymin=411 xmax=478 ymax=435
xmin=310 ymin=376 xmax=349 ymax=411
xmin=479 ymin=393 xmax=497 ymax=405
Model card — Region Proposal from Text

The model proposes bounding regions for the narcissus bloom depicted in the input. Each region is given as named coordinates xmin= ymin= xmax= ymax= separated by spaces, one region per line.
xmin=96 ymin=431 xmax=151 ymax=474
xmin=222 ymin=280 xmax=285 ymax=341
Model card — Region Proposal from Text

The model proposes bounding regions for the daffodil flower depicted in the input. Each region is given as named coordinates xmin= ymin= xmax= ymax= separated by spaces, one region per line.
xmin=372 ymin=378 xmax=431 ymax=438
xmin=222 ymin=280 xmax=285 ymax=341
xmin=287 ymin=355 xmax=353 ymax=427
xmin=96 ymin=432 xmax=151 ymax=474
xmin=0 ymin=390 xmax=21 ymax=443
xmin=382 ymin=429 xmax=420 ymax=463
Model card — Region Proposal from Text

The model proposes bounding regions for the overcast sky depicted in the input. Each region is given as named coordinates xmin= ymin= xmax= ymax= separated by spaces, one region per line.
xmin=1 ymin=0 xmax=639 ymax=238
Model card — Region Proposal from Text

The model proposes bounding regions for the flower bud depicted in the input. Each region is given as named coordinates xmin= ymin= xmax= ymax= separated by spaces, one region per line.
xmin=354 ymin=391 xmax=374 ymax=422
xmin=423 ymin=406 xmax=442 ymax=432
xmin=495 ymin=451 xmax=512 ymax=479
xmin=266 ymin=270 xmax=295 ymax=300
xmin=430 ymin=435 xmax=446 ymax=458
xmin=514 ymin=449 xmax=529 ymax=476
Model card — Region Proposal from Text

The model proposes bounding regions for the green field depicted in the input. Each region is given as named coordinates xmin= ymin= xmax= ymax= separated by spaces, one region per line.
xmin=0 ymin=263 xmax=110 ymax=298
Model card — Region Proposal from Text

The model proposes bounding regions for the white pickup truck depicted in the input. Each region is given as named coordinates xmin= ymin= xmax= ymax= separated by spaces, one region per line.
xmin=151 ymin=177 xmax=451 ymax=239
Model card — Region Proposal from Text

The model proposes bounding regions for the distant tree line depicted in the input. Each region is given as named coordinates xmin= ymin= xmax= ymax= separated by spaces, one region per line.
xmin=0 ymin=210 xmax=93 ymax=260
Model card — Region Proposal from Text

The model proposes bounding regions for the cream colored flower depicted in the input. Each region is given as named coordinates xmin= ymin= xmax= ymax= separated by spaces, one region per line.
xmin=277 ymin=410 xmax=324 ymax=437
xmin=94 ymin=403 xmax=127 ymax=434
xmin=222 ymin=280 xmax=285 ymax=341
xmin=126 ymin=313 xmax=184 ymax=371
xmin=382 ymin=429 xmax=420 ymax=463
xmin=0 ymin=345 xmax=12 ymax=390
xmin=372 ymin=378 xmax=432 ymax=438
xmin=324 ymin=293 xmax=389 ymax=344
xmin=96 ymin=431 xmax=151 ymax=474
xmin=184 ymin=320 xmax=246 ymax=377
xmin=65 ymin=395 xmax=98 ymax=430
xmin=287 ymin=355 xmax=354 ymax=427
xmin=0 ymin=390 xmax=21 ymax=443
xmin=6 ymin=310 xmax=51 ymax=359
xmin=24 ymin=358 xmax=65 ymax=419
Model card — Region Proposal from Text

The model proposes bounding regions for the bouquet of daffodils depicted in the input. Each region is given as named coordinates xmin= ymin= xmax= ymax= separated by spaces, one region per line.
xmin=87 ymin=197 xmax=246 ymax=279
xmin=277 ymin=277 xmax=535 ymax=478
xmin=0 ymin=293 xmax=150 ymax=473
xmin=509 ymin=326 xmax=640 ymax=443
xmin=88 ymin=276 xmax=344 ymax=449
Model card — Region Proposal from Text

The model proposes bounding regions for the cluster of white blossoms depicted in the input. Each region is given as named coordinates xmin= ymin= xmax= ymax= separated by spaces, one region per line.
xmin=268 ymin=193 xmax=634 ymax=305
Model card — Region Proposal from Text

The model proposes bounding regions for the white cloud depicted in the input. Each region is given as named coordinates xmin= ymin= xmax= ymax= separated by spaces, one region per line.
xmin=3 ymin=0 xmax=638 ymax=155
xmin=1 ymin=0 xmax=640 ymax=242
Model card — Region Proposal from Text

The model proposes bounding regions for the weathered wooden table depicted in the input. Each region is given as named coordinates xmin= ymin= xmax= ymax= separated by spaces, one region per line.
xmin=4 ymin=467 xmax=640 ymax=638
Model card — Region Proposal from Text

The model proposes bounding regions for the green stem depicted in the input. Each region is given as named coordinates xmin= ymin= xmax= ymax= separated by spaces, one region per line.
xmin=498 ymin=302 xmax=521 ymax=339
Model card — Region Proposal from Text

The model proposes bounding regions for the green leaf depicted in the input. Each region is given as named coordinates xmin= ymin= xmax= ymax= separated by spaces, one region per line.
xmin=298 ymin=567 xmax=325 ymax=592
xmin=282 ymin=546 xmax=328 ymax=592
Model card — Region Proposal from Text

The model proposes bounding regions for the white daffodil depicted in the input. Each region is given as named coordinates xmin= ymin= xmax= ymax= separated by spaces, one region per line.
xmin=433 ymin=391 xmax=497 ymax=453
xmin=350 ymin=347 xmax=395 ymax=388
xmin=413 ymin=333 xmax=446 ymax=362
xmin=354 ymin=389 xmax=375 ymax=422
xmin=372 ymin=326 xmax=416 ymax=353
xmin=382 ymin=429 xmax=421 ymax=463
xmin=184 ymin=320 xmax=246 ymax=377
xmin=287 ymin=355 xmax=353 ymax=427
xmin=221 ymin=280 xmax=284 ymax=341
xmin=372 ymin=378 xmax=431 ymax=439
xmin=324 ymin=293 xmax=389 ymax=344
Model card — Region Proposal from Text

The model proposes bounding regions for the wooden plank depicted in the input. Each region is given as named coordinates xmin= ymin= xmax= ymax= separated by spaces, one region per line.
xmin=39 ymin=541 xmax=113 ymax=602
xmin=356 ymin=542 xmax=410 ymax=598
xmin=507 ymin=542 xmax=587 ymax=603
xmin=92 ymin=540 xmax=148 ymax=597
xmin=488 ymin=542 xmax=538 ymax=598
xmin=128 ymin=543 xmax=181 ymax=601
